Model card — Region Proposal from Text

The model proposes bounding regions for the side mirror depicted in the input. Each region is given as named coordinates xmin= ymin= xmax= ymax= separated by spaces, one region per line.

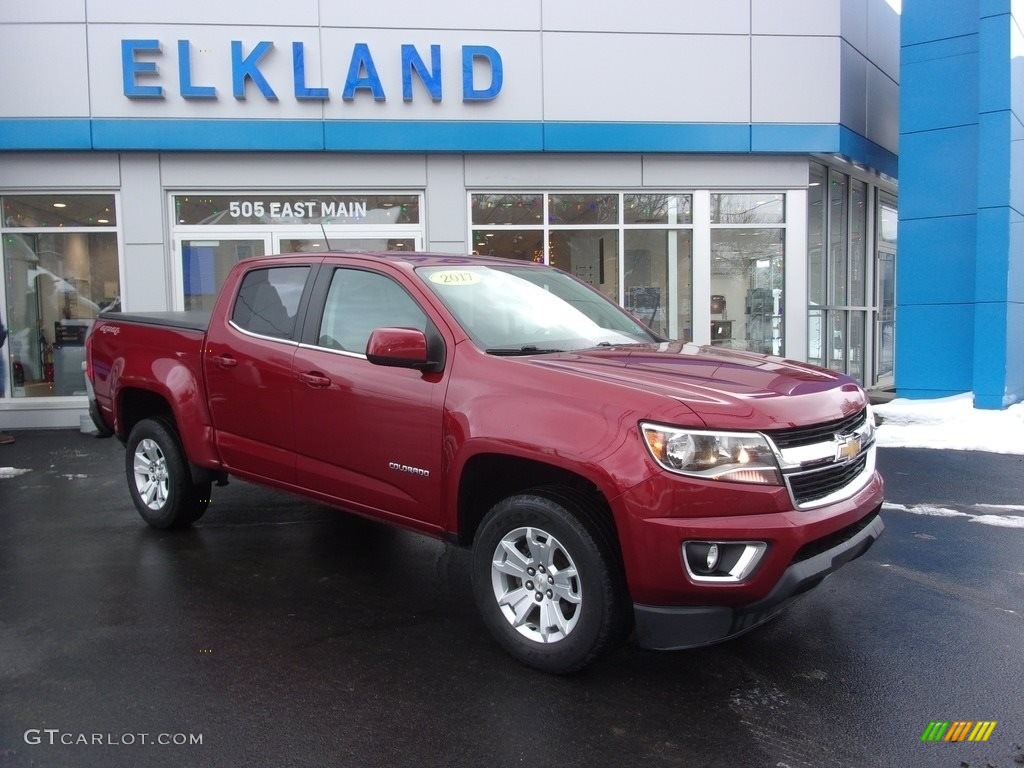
xmin=365 ymin=328 xmax=440 ymax=372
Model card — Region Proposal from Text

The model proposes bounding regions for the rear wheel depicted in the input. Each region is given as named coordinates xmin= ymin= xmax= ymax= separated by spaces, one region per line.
xmin=125 ymin=418 xmax=210 ymax=529
xmin=471 ymin=489 xmax=630 ymax=673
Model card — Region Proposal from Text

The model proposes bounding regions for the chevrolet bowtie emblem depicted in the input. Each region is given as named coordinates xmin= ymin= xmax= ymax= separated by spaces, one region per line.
xmin=835 ymin=434 xmax=862 ymax=461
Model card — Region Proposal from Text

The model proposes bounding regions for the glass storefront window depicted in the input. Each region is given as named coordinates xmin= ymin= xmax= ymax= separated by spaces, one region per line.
xmin=3 ymin=195 xmax=121 ymax=398
xmin=548 ymin=194 xmax=618 ymax=225
xmin=625 ymin=194 xmax=692 ymax=225
xmin=549 ymin=230 xmax=619 ymax=302
xmin=710 ymin=228 xmax=785 ymax=355
xmin=471 ymin=230 xmax=544 ymax=261
xmin=828 ymin=171 xmax=848 ymax=305
xmin=470 ymin=194 xmax=543 ymax=226
xmin=808 ymin=164 xmax=826 ymax=307
xmin=174 ymin=194 xmax=419 ymax=226
xmin=624 ymin=230 xmax=692 ymax=339
xmin=3 ymin=195 xmax=117 ymax=228
xmin=849 ymin=179 xmax=867 ymax=305
xmin=710 ymin=193 xmax=784 ymax=224
xmin=183 ymin=239 xmax=266 ymax=312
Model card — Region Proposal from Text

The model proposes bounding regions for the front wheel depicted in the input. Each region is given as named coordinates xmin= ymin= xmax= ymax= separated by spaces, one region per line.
xmin=471 ymin=490 xmax=630 ymax=674
xmin=125 ymin=418 xmax=210 ymax=529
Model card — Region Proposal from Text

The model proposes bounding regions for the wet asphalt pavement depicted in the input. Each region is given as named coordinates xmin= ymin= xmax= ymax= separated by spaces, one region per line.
xmin=1 ymin=431 xmax=1022 ymax=768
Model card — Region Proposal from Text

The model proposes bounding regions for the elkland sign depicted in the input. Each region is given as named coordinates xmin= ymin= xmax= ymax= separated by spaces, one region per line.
xmin=121 ymin=39 xmax=504 ymax=103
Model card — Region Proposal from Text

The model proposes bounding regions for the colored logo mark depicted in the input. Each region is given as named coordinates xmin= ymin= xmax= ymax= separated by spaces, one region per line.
xmin=921 ymin=721 xmax=997 ymax=742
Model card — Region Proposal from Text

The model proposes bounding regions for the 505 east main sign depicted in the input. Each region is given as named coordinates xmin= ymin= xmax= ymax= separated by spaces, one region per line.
xmin=121 ymin=39 xmax=504 ymax=103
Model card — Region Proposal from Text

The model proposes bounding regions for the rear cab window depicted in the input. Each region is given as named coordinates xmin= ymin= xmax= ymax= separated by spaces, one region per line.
xmin=231 ymin=266 xmax=310 ymax=340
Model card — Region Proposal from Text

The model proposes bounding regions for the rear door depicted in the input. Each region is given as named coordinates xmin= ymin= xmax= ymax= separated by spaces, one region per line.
xmin=291 ymin=262 xmax=450 ymax=530
xmin=203 ymin=260 xmax=317 ymax=484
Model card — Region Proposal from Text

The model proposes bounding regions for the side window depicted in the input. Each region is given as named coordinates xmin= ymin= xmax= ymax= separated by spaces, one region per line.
xmin=318 ymin=269 xmax=428 ymax=353
xmin=232 ymin=266 xmax=309 ymax=340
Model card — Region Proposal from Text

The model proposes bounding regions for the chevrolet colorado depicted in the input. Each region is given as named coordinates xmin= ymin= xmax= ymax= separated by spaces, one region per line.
xmin=86 ymin=252 xmax=884 ymax=673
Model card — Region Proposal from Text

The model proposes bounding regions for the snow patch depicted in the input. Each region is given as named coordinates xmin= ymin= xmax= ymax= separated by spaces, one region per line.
xmin=874 ymin=393 xmax=1024 ymax=454
xmin=0 ymin=467 xmax=32 ymax=479
xmin=883 ymin=502 xmax=1024 ymax=529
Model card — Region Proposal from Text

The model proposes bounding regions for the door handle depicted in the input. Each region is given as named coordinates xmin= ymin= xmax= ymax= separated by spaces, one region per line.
xmin=210 ymin=354 xmax=237 ymax=369
xmin=298 ymin=371 xmax=331 ymax=388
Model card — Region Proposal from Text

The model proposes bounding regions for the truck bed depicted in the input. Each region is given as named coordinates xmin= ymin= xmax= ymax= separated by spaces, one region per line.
xmin=98 ymin=310 xmax=211 ymax=333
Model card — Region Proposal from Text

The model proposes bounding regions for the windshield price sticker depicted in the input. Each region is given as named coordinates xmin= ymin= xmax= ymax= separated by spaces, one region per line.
xmin=429 ymin=270 xmax=481 ymax=286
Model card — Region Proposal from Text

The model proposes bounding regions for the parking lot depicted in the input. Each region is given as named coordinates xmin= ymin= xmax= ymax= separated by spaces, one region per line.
xmin=1 ymin=431 xmax=1022 ymax=768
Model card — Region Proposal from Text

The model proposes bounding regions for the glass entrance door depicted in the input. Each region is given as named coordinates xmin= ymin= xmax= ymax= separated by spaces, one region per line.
xmin=873 ymin=250 xmax=895 ymax=385
xmin=276 ymin=234 xmax=418 ymax=255
xmin=180 ymin=237 xmax=267 ymax=311
xmin=872 ymin=195 xmax=897 ymax=387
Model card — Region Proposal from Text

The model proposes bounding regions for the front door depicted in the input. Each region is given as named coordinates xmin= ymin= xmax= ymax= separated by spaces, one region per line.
xmin=291 ymin=265 xmax=447 ymax=530
xmin=203 ymin=262 xmax=313 ymax=484
xmin=872 ymin=195 xmax=897 ymax=387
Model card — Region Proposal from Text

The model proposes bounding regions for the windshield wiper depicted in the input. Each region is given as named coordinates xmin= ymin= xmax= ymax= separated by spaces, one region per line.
xmin=486 ymin=345 xmax=565 ymax=356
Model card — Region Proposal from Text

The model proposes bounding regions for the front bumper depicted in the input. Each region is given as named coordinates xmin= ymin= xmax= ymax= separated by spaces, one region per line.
xmin=632 ymin=504 xmax=884 ymax=650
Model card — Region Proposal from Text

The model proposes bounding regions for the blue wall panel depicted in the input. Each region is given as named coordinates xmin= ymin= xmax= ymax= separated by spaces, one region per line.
xmin=902 ymin=0 xmax=979 ymax=46
xmin=901 ymin=46 xmax=978 ymax=133
xmin=895 ymin=303 xmax=975 ymax=395
xmin=898 ymin=216 xmax=977 ymax=304
xmin=898 ymin=126 xmax=978 ymax=219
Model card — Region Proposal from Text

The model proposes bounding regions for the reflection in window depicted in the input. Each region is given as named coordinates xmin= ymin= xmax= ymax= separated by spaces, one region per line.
xmin=549 ymin=231 xmax=618 ymax=303
xmin=2 ymin=199 xmax=120 ymax=398
xmin=710 ymin=229 xmax=785 ymax=355
xmin=548 ymin=194 xmax=618 ymax=225
xmin=711 ymin=193 xmax=785 ymax=224
xmin=231 ymin=266 xmax=308 ymax=340
xmin=624 ymin=230 xmax=692 ymax=339
xmin=318 ymin=270 xmax=427 ymax=354
xmin=184 ymin=240 xmax=266 ymax=312
xmin=472 ymin=230 xmax=544 ymax=261
xmin=470 ymin=194 xmax=543 ymax=226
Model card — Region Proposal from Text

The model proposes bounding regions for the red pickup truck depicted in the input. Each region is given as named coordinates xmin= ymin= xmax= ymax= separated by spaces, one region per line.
xmin=86 ymin=252 xmax=883 ymax=673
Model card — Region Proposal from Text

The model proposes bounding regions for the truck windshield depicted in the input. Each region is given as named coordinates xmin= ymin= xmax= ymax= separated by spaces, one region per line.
xmin=417 ymin=265 xmax=659 ymax=354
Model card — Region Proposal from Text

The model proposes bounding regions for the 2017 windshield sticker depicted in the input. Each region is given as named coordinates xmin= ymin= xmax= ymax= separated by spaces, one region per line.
xmin=429 ymin=270 xmax=481 ymax=286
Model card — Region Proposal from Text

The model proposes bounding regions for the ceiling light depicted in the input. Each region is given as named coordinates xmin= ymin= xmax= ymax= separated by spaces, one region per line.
xmin=53 ymin=202 xmax=67 ymax=208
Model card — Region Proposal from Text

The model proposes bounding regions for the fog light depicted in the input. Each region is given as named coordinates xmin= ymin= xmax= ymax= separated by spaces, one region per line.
xmin=682 ymin=541 xmax=767 ymax=583
xmin=706 ymin=543 xmax=720 ymax=571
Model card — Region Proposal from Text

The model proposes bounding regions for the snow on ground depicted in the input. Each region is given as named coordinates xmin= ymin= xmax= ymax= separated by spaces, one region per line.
xmin=873 ymin=393 xmax=1024 ymax=454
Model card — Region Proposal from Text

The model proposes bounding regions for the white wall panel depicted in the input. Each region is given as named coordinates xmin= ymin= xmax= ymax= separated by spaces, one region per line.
xmin=752 ymin=37 xmax=841 ymax=123
xmin=121 ymin=243 xmax=169 ymax=312
xmin=0 ymin=26 xmax=90 ymax=117
xmin=425 ymin=156 xmax=468 ymax=244
xmin=866 ymin=0 xmax=900 ymax=82
xmin=464 ymin=155 xmax=642 ymax=188
xmin=318 ymin=29 xmax=542 ymax=121
xmin=866 ymin=65 xmax=899 ymax=153
xmin=87 ymin=25 xmax=327 ymax=119
xmin=158 ymin=153 xmax=427 ymax=189
xmin=86 ymin=0 xmax=318 ymax=26
xmin=841 ymin=42 xmax=868 ymax=138
xmin=542 ymin=33 xmax=751 ymax=122
xmin=0 ymin=0 xmax=84 ymax=23
xmin=752 ymin=0 xmax=839 ymax=35
xmin=320 ymin=0 xmax=541 ymax=31
xmin=0 ymin=154 xmax=121 ymax=187
xmin=543 ymin=0 xmax=749 ymax=34
xmin=642 ymin=155 xmax=809 ymax=188
xmin=841 ymin=0 xmax=869 ymax=54
xmin=119 ymin=155 xmax=164 ymax=244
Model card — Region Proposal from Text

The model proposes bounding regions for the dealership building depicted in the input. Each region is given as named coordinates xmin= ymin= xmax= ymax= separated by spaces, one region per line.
xmin=0 ymin=0 xmax=980 ymax=429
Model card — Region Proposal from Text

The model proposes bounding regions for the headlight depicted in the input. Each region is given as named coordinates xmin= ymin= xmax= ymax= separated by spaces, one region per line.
xmin=640 ymin=423 xmax=782 ymax=485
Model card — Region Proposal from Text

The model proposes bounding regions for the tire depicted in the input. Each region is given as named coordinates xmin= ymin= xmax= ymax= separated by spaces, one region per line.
xmin=471 ymin=489 xmax=630 ymax=674
xmin=125 ymin=417 xmax=211 ymax=529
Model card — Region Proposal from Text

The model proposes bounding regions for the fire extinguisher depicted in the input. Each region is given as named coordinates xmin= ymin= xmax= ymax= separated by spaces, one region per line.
xmin=44 ymin=344 xmax=55 ymax=383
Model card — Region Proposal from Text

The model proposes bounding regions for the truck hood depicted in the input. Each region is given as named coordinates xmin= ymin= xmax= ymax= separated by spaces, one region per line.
xmin=522 ymin=341 xmax=866 ymax=430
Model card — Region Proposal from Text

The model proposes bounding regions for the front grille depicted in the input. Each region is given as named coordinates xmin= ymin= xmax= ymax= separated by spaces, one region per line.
xmin=765 ymin=408 xmax=867 ymax=450
xmin=787 ymin=452 xmax=868 ymax=505
xmin=792 ymin=506 xmax=882 ymax=563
